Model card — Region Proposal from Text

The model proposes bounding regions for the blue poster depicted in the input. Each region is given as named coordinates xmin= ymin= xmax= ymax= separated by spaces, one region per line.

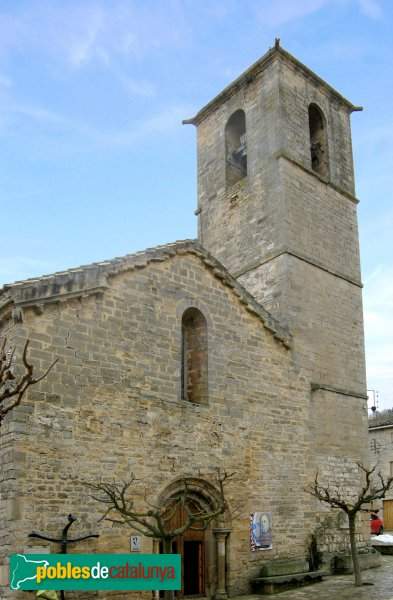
xmin=250 ymin=512 xmax=272 ymax=551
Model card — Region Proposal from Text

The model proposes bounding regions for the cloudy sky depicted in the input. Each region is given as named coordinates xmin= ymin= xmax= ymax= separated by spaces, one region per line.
xmin=0 ymin=0 xmax=392 ymax=409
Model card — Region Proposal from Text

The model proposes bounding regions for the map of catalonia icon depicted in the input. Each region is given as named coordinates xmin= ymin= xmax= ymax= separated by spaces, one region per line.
xmin=10 ymin=554 xmax=49 ymax=590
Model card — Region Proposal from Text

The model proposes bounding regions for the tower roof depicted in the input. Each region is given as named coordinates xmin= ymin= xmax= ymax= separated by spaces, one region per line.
xmin=183 ymin=40 xmax=362 ymax=126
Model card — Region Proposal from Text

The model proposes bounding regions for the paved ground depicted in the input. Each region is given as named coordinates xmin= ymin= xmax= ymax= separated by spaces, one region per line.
xmin=234 ymin=555 xmax=393 ymax=600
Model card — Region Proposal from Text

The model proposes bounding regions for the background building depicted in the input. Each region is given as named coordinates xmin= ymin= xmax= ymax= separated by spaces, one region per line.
xmin=369 ymin=410 xmax=393 ymax=530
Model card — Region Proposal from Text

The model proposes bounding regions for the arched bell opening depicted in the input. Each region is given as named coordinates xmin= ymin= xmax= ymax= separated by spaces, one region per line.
xmin=308 ymin=103 xmax=329 ymax=178
xmin=225 ymin=109 xmax=247 ymax=187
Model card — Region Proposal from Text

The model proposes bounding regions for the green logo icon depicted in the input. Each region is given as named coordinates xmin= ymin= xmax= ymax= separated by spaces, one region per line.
xmin=10 ymin=554 xmax=181 ymax=591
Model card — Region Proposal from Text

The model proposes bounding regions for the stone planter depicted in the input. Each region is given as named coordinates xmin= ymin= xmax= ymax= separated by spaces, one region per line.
xmin=372 ymin=544 xmax=393 ymax=555
xmin=334 ymin=548 xmax=382 ymax=574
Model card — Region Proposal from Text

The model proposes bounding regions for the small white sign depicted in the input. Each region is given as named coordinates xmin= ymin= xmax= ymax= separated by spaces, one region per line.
xmin=130 ymin=536 xmax=141 ymax=552
xmin=24 ymin=546 xmax=51 ymax=554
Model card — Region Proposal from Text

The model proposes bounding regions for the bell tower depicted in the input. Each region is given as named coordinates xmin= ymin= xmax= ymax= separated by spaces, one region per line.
xmin=184 ymin=41 xmax=368 ymax=458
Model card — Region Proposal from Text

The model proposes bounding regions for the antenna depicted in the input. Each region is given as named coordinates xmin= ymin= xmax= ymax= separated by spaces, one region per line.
xmin=367 ymin=389 xmax=380 ymax=414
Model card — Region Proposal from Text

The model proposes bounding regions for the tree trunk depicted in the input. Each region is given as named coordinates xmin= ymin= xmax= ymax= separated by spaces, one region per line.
xmin=163 ymin=538 xmax=175 ymax=600
xmin=348 ymin=512 xmax=362 ymax=586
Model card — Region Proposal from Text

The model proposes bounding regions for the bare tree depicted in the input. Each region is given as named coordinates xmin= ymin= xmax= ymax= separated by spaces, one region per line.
xmin=307 ymin=463 xmax=393 ymax=586
xmin=83 ymin=469 xmax=233 ymax=600
xmin=0 ymin=337 xmax=58 ymax=427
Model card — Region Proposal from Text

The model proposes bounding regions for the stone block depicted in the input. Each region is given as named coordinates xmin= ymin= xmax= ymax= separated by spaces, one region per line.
xmin=260 ymin=558 xmax=309 ymax=577
xmin=334 ymin=548 xmax=382 ymax=574
xmin=6 ymin=498 xmax=22 ymax=521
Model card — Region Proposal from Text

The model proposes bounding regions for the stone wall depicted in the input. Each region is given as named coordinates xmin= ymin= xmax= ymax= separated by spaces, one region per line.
xmin=0 ymin=253 xmax=313 ymax=599
xmin=194 ymin=46 xmax=369 ymax=566
xmin=196 ymin=51 xmax=358 ymax=280
xmin=368 ymin=424 xmax=393 ymax=506
xmin=197 ymin=56 xmax=283 ymax=276
xmin=0 ymin=45 xmax=370 ymax=598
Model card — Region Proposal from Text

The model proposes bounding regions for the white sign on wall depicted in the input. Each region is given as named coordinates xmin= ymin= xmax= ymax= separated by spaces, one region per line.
xmin=130 ymin=536 xmax=141 ymax=552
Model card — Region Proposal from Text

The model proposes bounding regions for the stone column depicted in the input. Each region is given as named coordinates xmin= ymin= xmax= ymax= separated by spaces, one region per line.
xmin=213 ymin=528 xmax=231 ymax=599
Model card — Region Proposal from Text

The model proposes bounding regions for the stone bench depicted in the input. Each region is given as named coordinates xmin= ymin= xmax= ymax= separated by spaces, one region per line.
xmin=252 ymin=558 xmax=326 ymax=595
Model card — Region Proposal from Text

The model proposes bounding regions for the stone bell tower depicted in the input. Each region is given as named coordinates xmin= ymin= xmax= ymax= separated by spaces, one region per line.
xmin=184 ymin=41 xmax=368 ymax=469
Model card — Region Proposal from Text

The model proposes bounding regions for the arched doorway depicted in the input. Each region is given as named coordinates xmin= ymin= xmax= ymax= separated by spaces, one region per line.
xmin=161 ymin=497 xmax=206 ymax=596
xmin=157 ymin=478 xmax=231 ymax=599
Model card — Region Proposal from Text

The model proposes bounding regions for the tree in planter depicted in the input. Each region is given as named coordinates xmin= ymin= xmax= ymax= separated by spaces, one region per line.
xmin=0 ymin=337 xmax=58 ymax=427
xmin=307 ymin=463 xmax=393 ymax=586
xmin=83 ymin=469 xmax=233 ymax=599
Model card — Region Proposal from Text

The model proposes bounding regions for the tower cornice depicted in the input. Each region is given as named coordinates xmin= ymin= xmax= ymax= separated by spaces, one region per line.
xmin=183 ymin=42 xmax=362 ymax=127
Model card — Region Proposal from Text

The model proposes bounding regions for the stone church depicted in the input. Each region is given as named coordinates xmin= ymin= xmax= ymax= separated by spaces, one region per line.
xmin=0 ymin=42 xmax=369 ymax=598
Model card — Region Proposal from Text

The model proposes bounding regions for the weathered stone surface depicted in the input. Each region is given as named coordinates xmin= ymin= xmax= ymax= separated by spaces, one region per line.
xmin=195 ymin=42 xmax=368 ymax=565
xmin=368 ymin=416 xmax=393 ymax=518
xmin=0 ymin=44 xmax=369 ymax=600
xmin=334 ymin=549 xmax=382 ymax=574
xmin=260 ymin=558 xmax=309 ymax=577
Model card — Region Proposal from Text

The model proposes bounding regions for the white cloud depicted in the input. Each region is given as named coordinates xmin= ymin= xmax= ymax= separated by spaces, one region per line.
xmin=358 ymin=0 xmax=382 ymax=19
xmin=0 ymin=257 xmax=56 ymax=286
xmin=0 ymin=74 xmax=12 ymax=88
xmin=0 ymin=2 xmax=191 ymax=68
xmin=121 ymin=78 xmax=155 ymax=98
xmin=255 ymin=0 xmax=331 ymax=27
xmin=108 ymin=64 xmax=156 ymax=98
xmin=91 ymin=104 xmax=191 ymax=148
xmin=0 ymin=98 xmax=191 ymax=151
xmin=10 ymin=104 xmax=71 ymax=126
xmin=253 ymin=0 xmax=383 ymax=26
xmin=66 ymin=6 xmax=105 ymax=68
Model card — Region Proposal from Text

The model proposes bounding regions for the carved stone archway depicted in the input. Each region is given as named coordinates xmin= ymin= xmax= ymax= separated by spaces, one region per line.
xmin=156 ymin=478 xmax=232 ymax=599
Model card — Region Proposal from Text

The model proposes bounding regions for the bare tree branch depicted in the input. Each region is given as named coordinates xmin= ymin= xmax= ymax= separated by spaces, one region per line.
xmin=81 ymin=469 xmax=233 ymax=543
xmin=0 ymin=337 xmax=58 ymax=426
xmin=306 ymin=463 xmax=393 ymax=587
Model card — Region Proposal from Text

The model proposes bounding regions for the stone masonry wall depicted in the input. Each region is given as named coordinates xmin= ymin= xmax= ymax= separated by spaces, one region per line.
xmin=278 ymin=58 xmax=356 ymax=196
xmin=239 ymin=255 xmax=366 ymax=391
xmin=368 ymin=425 xmax=393 ymax=508
xmin=195 ymin=48 xmax=368 ymax=563
xmin=197 ymin=56 xmax=284 ymax=276
xmin=196 ymin=53 xmax=359 ymax=281
xmin=0 ymin=317 xmax=19 ymax=591
xmin=0 ymin=254 xmax=313 ymax=599
xmin=279 ymin=159 xmax=361 ymax=283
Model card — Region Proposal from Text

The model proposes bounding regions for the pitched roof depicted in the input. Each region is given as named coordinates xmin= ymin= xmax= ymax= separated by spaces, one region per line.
xmin=0 ymin=239 xmax=291 ymax=348
xmin=369 ymin=409 xmax=393 ymax=430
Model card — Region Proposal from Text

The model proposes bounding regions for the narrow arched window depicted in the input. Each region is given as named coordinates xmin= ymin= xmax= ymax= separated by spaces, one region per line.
xmin=308 ymin=104 xmax=329 ymax=178
xmin=225 ymin=109 xmax=247 ymax=187
xmin=181 ymin=308 xmax=208 ymax=404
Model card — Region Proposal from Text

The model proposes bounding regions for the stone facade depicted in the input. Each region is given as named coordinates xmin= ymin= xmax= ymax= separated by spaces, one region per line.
xmin=193 ymin=42 xmax=368 ymax=554
xmin=0 ymin=43 xmax=369 ymax=599
xmin=368 ymin=412 xmax=393 ymax=523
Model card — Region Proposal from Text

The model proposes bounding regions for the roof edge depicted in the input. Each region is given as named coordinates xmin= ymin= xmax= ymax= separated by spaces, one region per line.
xmin=183 ymin=41 xmax=362 ymax=127
xmin=0 ymin=240 xmax=292 ymax=348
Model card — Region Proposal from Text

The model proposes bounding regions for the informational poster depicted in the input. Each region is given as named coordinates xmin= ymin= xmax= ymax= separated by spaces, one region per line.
xmin=250 ymin=512 xmax=272 ymax=551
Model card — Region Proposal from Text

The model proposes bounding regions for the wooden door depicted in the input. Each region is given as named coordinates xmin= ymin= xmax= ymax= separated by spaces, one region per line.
xmin=383 ymin=499 xmax=393 ymax=529
xmin=161 ymin=500 xmax=206 ymax=597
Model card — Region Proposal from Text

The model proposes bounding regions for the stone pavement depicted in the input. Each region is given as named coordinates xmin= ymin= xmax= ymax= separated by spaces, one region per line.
xmin=233 ymin=555 xmax=393 ymax=600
